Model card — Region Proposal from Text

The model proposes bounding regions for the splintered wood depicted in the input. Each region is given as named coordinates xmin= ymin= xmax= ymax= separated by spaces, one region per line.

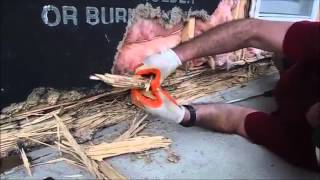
xmin=86 ymin=136 xmax=172 ymax=161
xmin=54 ymin=114 xmax=106 ymax=179
xmin=0 ymin=54 xmax=275 ymax=180
xmin=114 ymin=114 xmax=148 ymax=142
xmin=24 ymin=113 xmax=167 ymax=179
xmin=89 ymin=58 xmax=274 ymax=102
xmin=20 ymin=147 xmax=32 ymax=176
xmin=90 ymin=74 xmax=150 ymax=89
xmin=0 ymin=59 xmax=276 ymax=158
xmin=181 ymin=18 xmax=196 ymax=70
xmin=181 ymin=18 xmax=196 ymax=42
xmin=54 ymin=114 xmax=126 ymax=180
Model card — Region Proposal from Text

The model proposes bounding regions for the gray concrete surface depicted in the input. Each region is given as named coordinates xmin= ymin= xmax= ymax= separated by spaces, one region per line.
xmin=2 ymin=73 xmax=320 ymax=179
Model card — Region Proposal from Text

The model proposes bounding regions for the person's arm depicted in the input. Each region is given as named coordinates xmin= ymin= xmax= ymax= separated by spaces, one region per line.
xmin=307 ymin=102 xmax=320 ymax=128
xmin=182 ymin=103 xmax=257 ymax=137
xmin=174 ymin=18 xmax=294 ymax=63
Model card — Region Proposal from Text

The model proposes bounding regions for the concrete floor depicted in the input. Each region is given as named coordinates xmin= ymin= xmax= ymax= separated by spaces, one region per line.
xmin=2 ymin=73 xmax=320 ymax=179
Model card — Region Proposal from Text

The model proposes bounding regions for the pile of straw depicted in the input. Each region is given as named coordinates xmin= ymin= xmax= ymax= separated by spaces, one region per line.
xmin=21 ymin=111 xmax=169 ymax=179
xmin=0 ymin=56 xmax=276 ymax=179
xmin=0 ymin=57 xmax=275 ymax=157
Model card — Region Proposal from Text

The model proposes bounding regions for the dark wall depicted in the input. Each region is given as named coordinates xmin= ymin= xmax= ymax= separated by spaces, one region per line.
xmin=1 ymin=0 xmax=220 ymax=107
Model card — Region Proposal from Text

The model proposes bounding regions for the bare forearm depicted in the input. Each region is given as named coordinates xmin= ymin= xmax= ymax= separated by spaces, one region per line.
xmin=183 ymin=103 xmax=257 ymax=137
xmin=174 ymin=19 xmax=293 ymax=63
xmin=174 ymin=19 xmax=254 ymax=62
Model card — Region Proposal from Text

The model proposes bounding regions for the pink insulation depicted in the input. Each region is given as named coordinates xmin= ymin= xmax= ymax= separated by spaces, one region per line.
xmin=112 ymin=0 xmax=269 ymax=74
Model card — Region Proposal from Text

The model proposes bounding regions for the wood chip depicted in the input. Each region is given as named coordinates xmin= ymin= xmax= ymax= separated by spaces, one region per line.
xmin=20 ymin=147 xmax=32 ymax=176
xmin=86 ymin=136 xmax=172 ymax=161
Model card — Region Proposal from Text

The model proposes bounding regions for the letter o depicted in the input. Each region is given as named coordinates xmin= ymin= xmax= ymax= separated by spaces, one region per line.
xmin=41 ymin=5 xmax=61 ymax=27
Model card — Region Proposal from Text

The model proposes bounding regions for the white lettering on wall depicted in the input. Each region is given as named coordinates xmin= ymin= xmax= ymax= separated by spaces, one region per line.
xmin=41 ymin=1 xmax=196 ymax=27
xmin=115 ymin=8 xmax=127 ymax=23
xmin=42 ymin=6 xmax=134 ymax=26
xmin=41 ymin=5 xmax=61 ymax=27
xmin=86 ymin=7 xmax=100 ymax=25
xmin=101 ymin=7 xmax=114 ymax=24
xmin=63 ymin=6 xmax=78 ymax=25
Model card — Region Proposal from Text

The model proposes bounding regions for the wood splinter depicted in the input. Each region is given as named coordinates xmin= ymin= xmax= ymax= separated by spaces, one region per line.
xmin=181 ymin=17 xmax=196 ymax=71
xmin=90 ymin=73 xmax=151 ymax=89
xmin=20 ymin=147 xmax=32 ymax=176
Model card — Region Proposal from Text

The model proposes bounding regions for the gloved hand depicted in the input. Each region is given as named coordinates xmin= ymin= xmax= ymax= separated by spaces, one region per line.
xmin=135 ymin=49 xmax=182 ymax=84
xmin=131 ymin=88 xmax=185 ymax=123
xmin=131 ymin=68 xmax=185 ymax=123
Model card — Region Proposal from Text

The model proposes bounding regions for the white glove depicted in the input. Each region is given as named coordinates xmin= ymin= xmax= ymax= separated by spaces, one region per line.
xmin=131 ymin=87 xmax=185 ymax=123
xmin=136 ymin=49 xmax=182 ymax=83
xmin=132 ymin=49 xmax=184 ymax=123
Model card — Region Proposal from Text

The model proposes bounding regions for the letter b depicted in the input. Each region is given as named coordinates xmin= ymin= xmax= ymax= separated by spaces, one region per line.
xmin=86 ymin=7 xmax=99 ymax=25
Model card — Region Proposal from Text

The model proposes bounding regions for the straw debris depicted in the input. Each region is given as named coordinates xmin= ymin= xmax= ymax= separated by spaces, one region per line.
xmin=54 ymin=114 xmax=126 ymax=180
xmin=0 ymin=59 xmax=276 ymax=157
xmin=86 ymin=136 xmax=172 ymax=161
xmin=90 ymin=74 xmax=150 ymax=89
xmin=20 ymin=147 xmax=32 ymax=176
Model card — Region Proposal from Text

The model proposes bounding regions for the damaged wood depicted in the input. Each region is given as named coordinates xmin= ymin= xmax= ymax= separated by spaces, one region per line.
xmin=181 ymin=17 xmax=196 ymax=42
xmin=54 ymin=114 xmax=126 ymax=180
xmin=54 ymin=114 xmax=105 ymax=179
xmin=90 ymin=74 xmax=151 ymax=89
xmin=114 ymin=114 xmax=148 ymax=142
xmin=0 ymin=58 xmax=276 ymax=157
xmin=20 ymin=113 xmax=160 ymax=180
xmin=86 ymin=136 xmax=172 ymax=161
xmin=97 ymin=162 xmax=126 ymax=180
xmin=90 ymin=55 xmax=272 ymax=91
xmin=20 ymin=147 xmax=32 ymax=176
xmin=232 ymin=0 xmax=249 ymax=19
xmin=181 ymin=17 xmax=196 ymax=70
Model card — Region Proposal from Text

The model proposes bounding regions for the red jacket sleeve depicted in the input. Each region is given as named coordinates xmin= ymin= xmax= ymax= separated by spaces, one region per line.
xmin=283 ymin=21 xmax=320 ymax=63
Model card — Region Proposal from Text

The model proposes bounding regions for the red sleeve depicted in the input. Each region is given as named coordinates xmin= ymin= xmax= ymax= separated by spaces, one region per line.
xmin=244 ymin=112 xmax=318 ymax=170
xmin=283 ymin=21 xmax=320 ymax=63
